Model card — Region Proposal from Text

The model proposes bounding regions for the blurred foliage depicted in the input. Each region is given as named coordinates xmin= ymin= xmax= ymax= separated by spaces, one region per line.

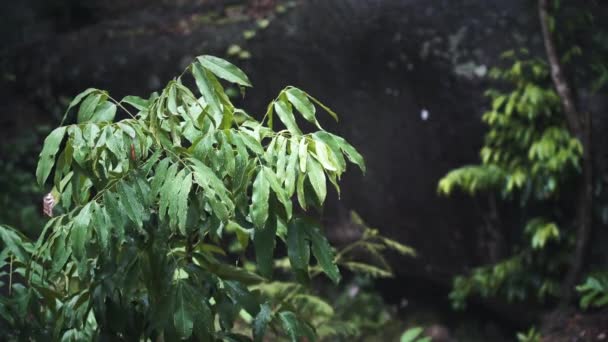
xmin=441 ymin=51 xmax=576 ymax=309
xmin=257 ymin=211 xmax=415 ymax=341
xmin=438 ymin=51 xmax=582 ymax=200
xmin=576 ymin=273 xmax=608 ymax=310
xmin=441 ymin=0 xmax=608 ymax=310
xmin=516 ymin=327 xmax=541 ymax=342
xmin=0 ymin=215 xmax=414 ymax=341
xmin=400 ymin=327 xmax=431 ymax=342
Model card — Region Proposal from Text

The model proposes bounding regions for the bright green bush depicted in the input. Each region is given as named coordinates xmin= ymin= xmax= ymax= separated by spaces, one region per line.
xmin=438 ymin=51 xmax=582 ymax=199
xmin=0 ymin=55 xmax=367 ymax=341
xmin=440 ymin=51 xmax=580 ymax=309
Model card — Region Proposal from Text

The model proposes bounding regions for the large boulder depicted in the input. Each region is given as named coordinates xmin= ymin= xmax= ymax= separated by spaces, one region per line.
xmin=1 ymin=0 xmax=560 ymax=285
xmin=237 ymin=0 xmax=542 ymax=280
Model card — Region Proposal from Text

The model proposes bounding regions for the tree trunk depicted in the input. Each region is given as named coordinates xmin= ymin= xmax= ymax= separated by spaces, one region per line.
xmin=538 ymin=0 xmax=593 ymax=305
xmin=562 ymin=113 xmax=593 ymax=304
xmin=485 ymin=194 xmax=505 ymax=263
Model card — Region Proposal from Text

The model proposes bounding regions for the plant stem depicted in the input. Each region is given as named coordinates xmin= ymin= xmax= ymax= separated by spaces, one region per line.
xmin=538 ymin=0 xmax=593 ymax=305
xmin=9 ymin=255 xmax=13 ymax=296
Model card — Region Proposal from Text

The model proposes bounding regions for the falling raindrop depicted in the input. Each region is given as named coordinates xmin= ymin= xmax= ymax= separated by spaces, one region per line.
xmin=421 ymin=108 xmax=430 ymax=121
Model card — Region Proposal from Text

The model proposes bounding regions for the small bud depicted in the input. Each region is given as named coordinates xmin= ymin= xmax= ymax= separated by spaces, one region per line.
xmin=43 ymin=192 xmax=56 ymax=217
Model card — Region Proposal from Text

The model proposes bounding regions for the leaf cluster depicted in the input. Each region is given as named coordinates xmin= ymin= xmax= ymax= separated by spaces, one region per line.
xmin=440 ymin=51 xmax=578 ymax=309
xmin=576 ymin=273 xmax=608 ymax=309
xmin=1 ymin=55 xmax=366 ymax=341
xmin=438 ymin=51 xmax=582 ymax=200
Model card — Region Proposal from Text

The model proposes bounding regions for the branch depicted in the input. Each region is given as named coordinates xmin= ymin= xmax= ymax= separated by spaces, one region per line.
xmin=538 ymin=0 xmax=580 ymax=134
xmin=538 ymin=0 xmax=594 ymax=305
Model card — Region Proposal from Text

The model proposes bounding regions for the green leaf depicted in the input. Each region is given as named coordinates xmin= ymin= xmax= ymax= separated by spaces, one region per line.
xmin=284 ymin=139 xmax=299 ymax=197
xmin=92 ymin=101 xmax=117 ymax=123
xmin=51 ymin=236 xmax=72 ymax=275
xmin=330 ymin=133 xmax=366 ymax=173
xmin=343 ymin=262 xmax=393 ymax=278
xmin=117 ymin=182 xmax=145 ymax=227
xmin=189 ymin=158 xmax=234 ymax=219
xmin=313 ymin=137 xmax=339 ymax=172
xmin=72 ymin=203 xmax=93 ymax=261
xmin=285 ymin=87 xmax=318 ymax=128
xmin=250 ymin=169 xmax=270 ymax=229
xmin=274 ymin=98 xmax=302 ymax=136
xmin=264 ymin=167 xmax=292 ymax=219
xmin=55 ymin=143 xmax=74 ymax=185
xmin=92 ymin=205 xmax=110 ymax=250
xmin=208 ymin=196 xmax=230 ymax=224
xmin=296 ymin=171 xmax=307 ymax=211
xmin=62 ymin=88 xmax=99 ymax=123
xmin=253 ymin=303 xmax=273 ymax=342
xmin=238 ymin=131 xmax=265 ymax=155
xmin=400 ymin=327 xmax=424 ymax=342
xmin=278 ymin=311 xmax=314 ymax=342
xmin=278 ymin=311 xmax=299 ymax=342
xmin=197 ymin=55 xmax=252 ymax=87
xmin=77 ymin=93 xmax=102 ymax=123
xmin=191 ymin=131 xmax=218 ymax=160
xmin=254 ymin=216 xmax=277 ymax=278
xmin=308 ymin=225 xmax=341 ymax=284
xmin=103 ymin=192 xmax=126 ymax=242
xmin=36 ymin=126 xmax=67 ymax=186
xmin=264 ymin=137 xmax=278 ymax=164
xmin=287 ymin=218 xmax=310 ymax=283
xmin=189 ymin=159 xmax=228 ymax=195
xmin=228 ymin=221 xmax=251 ymax=250
xmin=219 ymin=133 xmax=236 ymax=177
xmin=167 ymin=169 xmax=187 ymax=227
xmin=306 ymin=157 xmax=327 ymax=204
xmin=121 ymin=95 xmax=150 ymax=111
xmin=298 ymin=138 xmax=308 ymax=173
xmin=191 ymin=292 xmax=214 ymax=338
xmin=307 ymin=93 xmax=339 ymax=122
xmin=192 ymin=62 xmax=222 ymax=126
xmin=168 ymin=84 xmax=178 ymax=114
xmin=290 ymin=294 xmax=334 ymax=318
xmin=275 ymin=137 xmax=288 ymax=180
xmin=224 ymin=281 xmax=260 ymax=316
xmin=118 ymin=122 xmax=136 ymax=139
xmin=177 ymin=173 xmax=193 ymax=235
xmin=0 ymin=225 xmax=29 ymax=262
xmin=158 ymin=163 xmax=179 ymax=218
xmin=382 ymin=237 xmax=416 ymax=256
xmin=200 ymin=259 xmax=265 ymax=285
xmin=174 ymin=283 xmax=195 ymax=339
xmin=102 ymin=126 xmax=122 ymax=160
xmin=83 ymin=123 xmax=100 ymax=148
xmin=313 ymin=133 xmax=345 ymax=171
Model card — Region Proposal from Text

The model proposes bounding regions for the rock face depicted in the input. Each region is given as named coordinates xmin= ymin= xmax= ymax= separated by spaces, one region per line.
xmin=1 ymin=0 xmax=540 ymax=275
xmin=237 ymin=0 xmax=543 ymax=280
xmin=4 ymin=0 xmax=598 ymax=286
